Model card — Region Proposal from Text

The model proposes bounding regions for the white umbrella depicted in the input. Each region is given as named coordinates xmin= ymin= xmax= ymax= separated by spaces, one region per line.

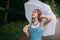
xmin=24 ymin=0 xmax=57 ymax=36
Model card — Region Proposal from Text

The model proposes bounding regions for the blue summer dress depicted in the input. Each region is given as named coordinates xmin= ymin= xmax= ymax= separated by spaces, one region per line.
xmin=29 ymin=22 xmax=43 ymax=40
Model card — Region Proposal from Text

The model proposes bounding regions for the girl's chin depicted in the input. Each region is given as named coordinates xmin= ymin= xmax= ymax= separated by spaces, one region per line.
xmin=32 ymin=16 xmax=34 ymax=18
xmin=32 ymin=16 xmax=35 ymax=17
xmin=32 ymin=17 xmax=34 ymax=18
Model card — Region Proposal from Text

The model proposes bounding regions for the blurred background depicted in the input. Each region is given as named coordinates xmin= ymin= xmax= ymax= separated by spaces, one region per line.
xmin=0 ymin=0 xmax=60 ymax=40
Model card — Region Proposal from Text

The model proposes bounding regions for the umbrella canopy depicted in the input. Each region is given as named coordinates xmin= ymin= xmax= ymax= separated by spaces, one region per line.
xmin=24 ymin=0 xmax=57 ymax=36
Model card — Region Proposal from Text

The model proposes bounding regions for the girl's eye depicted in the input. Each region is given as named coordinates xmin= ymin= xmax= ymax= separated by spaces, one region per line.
xmin=33 ymin=11 xmax=37 ymax=13
xmin=34 ymin=12 xmax=36 ymax=13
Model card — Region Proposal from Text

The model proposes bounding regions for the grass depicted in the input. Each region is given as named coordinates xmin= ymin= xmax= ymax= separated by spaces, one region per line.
xmin=0 ymin=21 xmax=28 ymax=40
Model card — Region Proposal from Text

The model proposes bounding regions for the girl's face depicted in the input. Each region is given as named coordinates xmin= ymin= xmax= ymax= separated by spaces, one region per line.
xmin=32 ymin=10 xmax=38 ymax=18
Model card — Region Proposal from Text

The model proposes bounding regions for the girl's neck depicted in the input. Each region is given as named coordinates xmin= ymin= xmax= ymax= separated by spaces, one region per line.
xmin=33 ymin=18 xmax=39 ymax=23
xmin=32 ymin=18 xmax=39 ymax=26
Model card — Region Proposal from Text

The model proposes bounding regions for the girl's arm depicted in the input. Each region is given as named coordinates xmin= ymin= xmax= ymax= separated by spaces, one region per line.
xmin=40 ymin=15 xmax=52 ymax=29
xmin=23 ymin=24 xmax=30 ymax=37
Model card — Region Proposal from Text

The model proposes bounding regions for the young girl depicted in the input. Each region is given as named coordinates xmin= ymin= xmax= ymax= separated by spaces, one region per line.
xmin=23 ymin=9 xmax=52 ymax=40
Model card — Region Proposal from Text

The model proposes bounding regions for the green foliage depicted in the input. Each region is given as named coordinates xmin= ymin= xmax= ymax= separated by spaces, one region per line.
xmin=0 ymin=21 xmax=28 ymax=40
xmin=41 ymin=0 xmax=60 ymax=17
xmin=0 ymin=7 xmax=4 ymax=10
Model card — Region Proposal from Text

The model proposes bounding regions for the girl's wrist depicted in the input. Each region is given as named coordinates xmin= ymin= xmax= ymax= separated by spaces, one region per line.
xmin=23 ymin=29 xmax=28 ymax=33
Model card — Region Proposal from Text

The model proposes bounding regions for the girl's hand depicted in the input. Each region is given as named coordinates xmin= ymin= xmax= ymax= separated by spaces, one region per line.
xmin=23 ymin=25 xmax=29 ymax=33
xmin=23 ymin=24 xmax=30 ymax=37
xmin=40 ymin=15 xmax=52 ymax=29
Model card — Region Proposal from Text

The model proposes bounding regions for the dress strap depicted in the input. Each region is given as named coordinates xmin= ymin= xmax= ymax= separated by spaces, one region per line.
xmin=29 ymin=23 xmax=32 ymax=28
xmin=39 ymin=22 xmax=43 ymax=30
xmin=39 ymin=22 xmax=41 ymax=27
xmin=39 ymin=22 xmax=44 ymax=31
